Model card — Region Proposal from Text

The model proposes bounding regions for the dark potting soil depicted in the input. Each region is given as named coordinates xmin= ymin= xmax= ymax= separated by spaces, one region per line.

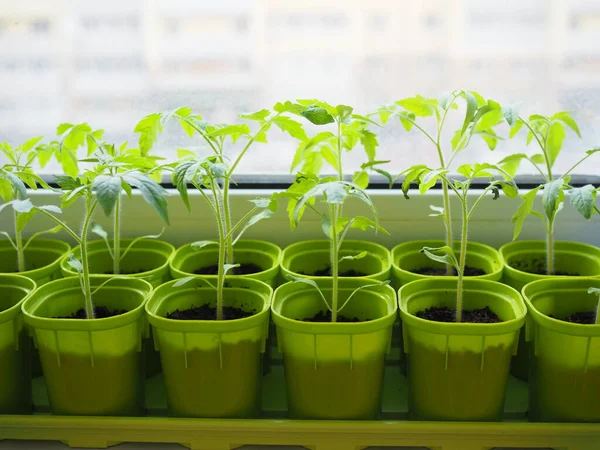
xmin=299 ymin=267 xmax=368 ymax=277
xmin=412 ymin=266 xmax=486 ymax=276
xmin=509 ymin=257 xmax=579 ymax=276
xmin=167 ymin=304 xmax=255 ymax=321
xmin=550 ymin=311 xmax=596 ymax=324
xmin=56 ymin=306 xmax=128 ymax=319
xmin=302 ymin=310 xmax=368 ymax=323
xmin=416 ymin=306 xmax=501 ymax=323
xmin=103 ymin=269 xmax=145 ymax=275
xmin=194 ymin=263 xmax=263 ymax=275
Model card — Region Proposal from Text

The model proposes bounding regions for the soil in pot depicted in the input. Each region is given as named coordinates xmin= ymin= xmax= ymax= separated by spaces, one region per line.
xmin=103 ymin=269 xmax=145 ymax=275
xmin=408 ymin=342 xmax=510 ymax=421
xmin=194 ymin=263 xmax=263 ymax=275
xmin=284 ymin=356 xmax=384 ymax=419
xmin=412 ymin=266 xmax=486 ymax=276
xmin=416 ymin=306 xmax=501 ymax=323
xmin=550 ymin=311 xmax=596 ymax=324
xmin=302 ymin=310 xmax=369 ymax=323
xmin=298 ymin=267 xmax=368 ymax=277
xmin=508 ymin=257 xmax=579 ymax=276
xmin=55 ymin=306 xmax=127 ymax=319
xmin=167 ymin=304 xmax=255 ymax=320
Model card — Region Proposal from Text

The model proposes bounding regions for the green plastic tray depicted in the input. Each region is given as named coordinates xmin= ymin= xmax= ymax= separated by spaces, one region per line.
xmin=1 ymin=361 xmax=599 ymax=450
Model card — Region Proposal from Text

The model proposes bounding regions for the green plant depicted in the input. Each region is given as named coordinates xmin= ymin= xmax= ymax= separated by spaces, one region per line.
xmin=377 ymin=91 xmax=506 ymax=274
xmin=499 ymin=110 xmax=600 ymax=275
xmin=0 ymin=138 xmax=58 ymax=271
xmin=136 ymin=105 xmax=306 ymax=320
xmin=587 ymin=288 xmax=600 ymax=324
xmin=279 ymin=100 xmax=389 ymax=322
xmin=15 ymin=124 xmax=170 ymax=319
xmin=410 ymin=163 xmax=518 ymax=321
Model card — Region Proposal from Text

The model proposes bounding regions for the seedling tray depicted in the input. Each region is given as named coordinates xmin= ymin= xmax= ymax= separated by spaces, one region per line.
xmin=1 ymin=363 xmax=599 ymax=450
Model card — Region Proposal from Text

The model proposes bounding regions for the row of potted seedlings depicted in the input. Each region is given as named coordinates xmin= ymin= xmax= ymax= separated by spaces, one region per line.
xmin=0 ymin=92 xmax=599 ymax=423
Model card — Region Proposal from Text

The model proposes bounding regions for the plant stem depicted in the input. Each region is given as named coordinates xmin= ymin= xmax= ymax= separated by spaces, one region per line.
xmin=113 ymin=194 xmax=121 ymax=275
xmin=337 ymin=120 xmax=343 ymax=180
xmin=456 ymin=194 xmax=468 ymax=323
xmin=81 ymin=197 xmax=97 ymax=319
xmin=595 ymin=298 xmax=600 ymax=325
xmin=330 ymin=204 xmax=339 ymax=323
xmin=546 ymin=218 xmax=555 ymax=275
xmin=222 ymin=180 xmax=234 ymax=265
xmin=212 ymin=182 xmax=226 ymax=321
xmin=13 ymin=209 xmax=25 ymax=272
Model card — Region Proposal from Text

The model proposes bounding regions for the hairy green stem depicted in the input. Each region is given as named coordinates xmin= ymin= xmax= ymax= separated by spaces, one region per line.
xmin=222 ymin=180 xmax=234 ymax=265
xmin=113 ymin=194 xmax=121 ymax=275
xmin=34 ymin=209 xmax=81 ymax=244
xmin=330 ymin=204 xmax=339 ymax=323
xmin=211 ymin=182 xmax=226 ymax=321
xmin=456 ymin=195 xmax=468 ymax=322
xmin=546 ymin=218 xmax=555 ymax=275
xmin=81 ymin=198 xmax=98 ymax=319
xmin=595 ymin=299 xmax=600 ymax=325
xmin=13 ymin=210 xmax=25 ymax=272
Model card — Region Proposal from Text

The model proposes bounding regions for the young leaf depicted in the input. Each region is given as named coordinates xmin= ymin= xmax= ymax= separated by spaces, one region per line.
xmin=12 ymin=198 xmax=34 ymax=213
xmin=301 ymin=106 xmax=335 ymax=125
xmin=396 ymin=96 xmax=436 ymax=117
xmin=223 ymin=264 xmax=240 ymax=276
xmin=134 ymin=113 xmax=163 ymax=155
xmin=67 ymin=254 xmax=83 ymax=273
xmin=91 ymin=221 xmax=108 ymax=240
xmin=37 ymin=204 xmax=62 ymax=214
xmin=6 ymin=172 xmax=27 ymax=199
xmin=272 ymin=116 xmax=308 ymax=141
xmin=122 ymin=172 xmax=170 ymax=225
xmin=502 ymin=105 xmax=521 ymax=127
xmin=0 ymin=177 xmax=13 ymax=202
xmin=511 ymin=187 xmax=541 ymax=240
xmin=420 ymin=246 xmax=460 ymax=273
xmin=570 ymin=184 xmax=597 ymax=220
xmin=191 ymin=240 xmax=218 ymax=250
xmin=172 ymin=276 xmax=216 ymax=288
xmin=551 ymin=111 xmax=581 ymax=138
xmin=239 ymin=109 xmax=270 ymax=121
xmin=340 ymin=250 xmax=367 ymax=262
xmin=542 ymin=178 xmax=565 ymax=221
xmin=92 ymin=175 xmax=122 ymax=216
xmin=285 ymin=275 xmax=331 ymax=312
xmin=546 ymin=122 xmax=567 ymax=168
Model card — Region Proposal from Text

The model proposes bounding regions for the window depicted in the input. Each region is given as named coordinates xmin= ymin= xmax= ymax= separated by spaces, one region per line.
xmin=1 ymin=0 xmax=600 ymax=177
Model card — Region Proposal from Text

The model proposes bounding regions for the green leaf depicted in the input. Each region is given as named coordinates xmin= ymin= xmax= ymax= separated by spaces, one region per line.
xmin=498 ymin=154 xmax=527 ymax=177
xmin=570 ymin=184 xmax=597 ymax=220
xmin=542 ymin=178 xmax=565 ymax=221
xmin=551 ymin=111 xmax=581 ymax=138
xmin=177 ymin=149 xmax=196 ymax=159
xmin=474 ymin=109 xmax=504 ymax=132
xmin=12 ymin=199 xmax=34 ymax=213
xmin=272 ymin=116 xmax=307 ymax=141
xmin=531 ymin=154 xmax=546 ymax=164
xmin=421 ymin=246 xmax=460 ymax=273
xmin=122 ymin=172 xmax=169 ymax=224
xmin=0 ymin=177 xmax=12 ymax=202
xmin=301 ymin=106 xmax=335 ymax=125
xmin=377 ymin=108 xmax=391 ymax=125
xmin=239 ymin=109 xmax=270 ymax=121
xmin=419 ymin=169 xmax=447 ymax=194
xmin=336 ymin=105 xmax=354 ymax=121
xmin=478 ymin=130 xmax=499 ymax=150
xmin=509 ymin=120 xmax=524 ymax=138
xmin=461 ymin=91 xmax=478 ymax=135
xmin=134 ymin=113 xmax=162 ymax=156
xmin=37 ymin=204 xmax=62 ymax=214
xmin=359 ymin=129 xmax=378 ymax=161
xmin=53 ymin=175 xmax=82 ymax=190
xmin=351 ymin=113 xmax=380 ymax=126
xmin=6 ymin=172 xmax=27 ymax=200
xmin=223 ymin=264 xmax=240 ymax=276
xmin=451 ymin=130 xmax=469 ymax=153
xmin=502 ymin=105 xmax=521 ymax=127
xmin=497 ymin=180 xmax=519 ymax=199
xmin=285 ymin=275 xmax=331 ymax=311
xmin=91 ymin=221 xmax=108 ymax=241
xmin=352 ymin=170 xmax=369 ymax=189
xmin=16 ymin=209 xmax=35 ymax=232
xmin=397 ymin=111 xmax=416 ymax=132
xmin=350 ymin=216 xmax=378 ymax=232
xmin=396 ymin=96 xmax=436 ymax=117
xmin=340 ymin=250 xmax=367 ymax=262
xmin=92 ymin=175 xmax=122 ymax=217
xmin=67 ymin=254 xmax=83 ymax=273
xmin=191 ymin=240 xmax=218 ymax=250
xmin=400 ymin=165 xmax=427 ymax=199
xmin=511 ymin=187 xmax=541 ymax=240
xmin=546 ymin=121 xmax=566 ymax=168
xmin=21 ymin=136 xmax=43 ymax=152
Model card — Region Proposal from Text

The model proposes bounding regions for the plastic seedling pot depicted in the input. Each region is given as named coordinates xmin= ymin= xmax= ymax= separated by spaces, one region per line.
xmin=272 ymin=278 xmax=397 ymax=420
xmin=60 ymin=239 xmax=175 ymax=377
xmin=170 ymin=240 xmax=281 ymax=288
xmin=60 ymin=239 xmax=175 ymax=288
xmin=391 ymin=240 xmax=503 ymax=288
xmin=0 ymin=275 xmax=36 ymax=414
xmin=146 ymin=276 xmax=272 ymax=418
xmin=0 ymin=239 xmax=70 ymax=286
xmin=500 ymin=240 xmax=600 ymax=381
xmin=21 ymin=276 xmax=152 ymax=416
xmin=281 ymin=240 xmax=392 ymax=282
xmin=399 ymin=278 xmax=526 ymax=421
xmin=523 ymin=277 xmax=600 ymax=422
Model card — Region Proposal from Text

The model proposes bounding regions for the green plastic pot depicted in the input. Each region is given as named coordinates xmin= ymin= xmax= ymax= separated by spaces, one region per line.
xmin=391 ymin=240 xmax=503 ymax=288
xmin=523 ymin=278 xmax=600 ymax=422
xmin=61 ymin=239 xmax=175 ymax=287
xmin=0 ymin=275 xmax=36 ymax=414
xmin=22 ymin=276 xmax=153 ymax=416
xmin=399 ymin=278 xmax=526 ymax=421
xmin=272 ymin=278 xmax=397 ymax=419
xmin=146 ymin=276 xmax=272 ymax=418
xmin=170 ymin=240 xmax=281 ymax=288
xmin=501 ymin=240 xmax=600 ymax=381
xmin=0 ymin=239 xmax=70 ymax=285
xmin=281 ymin=240 xmax=392 ymax=282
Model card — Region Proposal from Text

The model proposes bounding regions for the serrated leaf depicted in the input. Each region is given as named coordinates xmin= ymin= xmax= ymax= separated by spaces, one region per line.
xmin=240 ymin=109 xmax=270 ymax=121
xmin=350 ymin=216 xmax=378 ymax=231
xmin=400 ymin=165 xmax=427 ymax=199
xmin=92 ymin=175 xmax=122 ymax=216
xmin=552 ymin=111 xmax=581 ymax=138
xmin=134 ymin=113 xmax=162 ymax=156
xmin=396 ymin=96 xmax=436 ymax=117
xmin=570 ymin=184 xmax=597 ymax=220
xmin=419 ymin=169 xmax=446 ymax=194
xmin=475 ymin=109 xmax=504 ymax=132
xmin=301 ymin=106 xmax=335 ymax=125
xmin=272 ymin=116 xmax=307 ymax=141
xmin=122 ymin=172 xmax=169 ymax=224
xmin=511 ymin=187 xmax=541 ymax=240
xmin=359 ymin=129 xmax=378 ymax=162
xmin=421 ymin=246 xmax=460 ymax=273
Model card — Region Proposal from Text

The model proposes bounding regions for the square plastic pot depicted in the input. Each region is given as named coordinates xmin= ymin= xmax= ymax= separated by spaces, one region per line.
xmin=391 ymin=240 xmax=503 ymax=288
xmin=281 ymin=240 xmax=391 ymax=282
xmin=0 ymin=275 xmax=36 ymax=414
xmin=146 ymin=276 xmax=272 ymax=418
xmin=0 ymin=239 xmax=70 ymax=285
xmin=169 ymin=240 xmax=281 ymax=288
xmin=399 ymin=278 xmax=526 ymax=421
xmin=272 ymin=278 xmax=397 ymax=420
xmin=522 ymin=277 xmax=600 ymax=422
xmin=21 ymin=276 xmax=153 ymax=416
xmin=500 ymin=240 xmax=600 ymax=381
